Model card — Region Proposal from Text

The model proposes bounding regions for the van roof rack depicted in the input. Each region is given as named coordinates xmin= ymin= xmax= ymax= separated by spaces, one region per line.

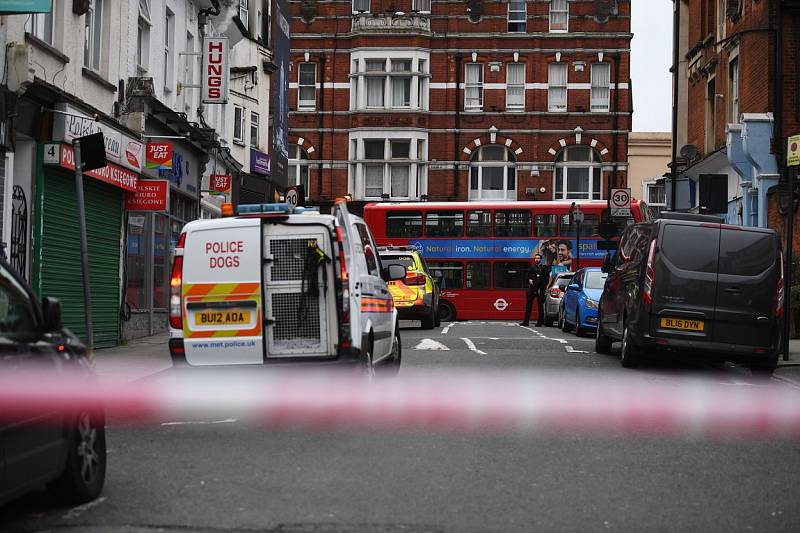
xmin=657 ymin=212 xmax=725 ymax=223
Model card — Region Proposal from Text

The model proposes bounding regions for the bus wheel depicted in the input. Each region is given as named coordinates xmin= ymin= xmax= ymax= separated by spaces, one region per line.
xmin=438 ymin=301 xmax=456 ymax=323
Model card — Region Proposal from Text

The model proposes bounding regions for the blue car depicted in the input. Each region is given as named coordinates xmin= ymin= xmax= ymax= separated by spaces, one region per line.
xmin=559 ymin=267 xmax=608 ymax=336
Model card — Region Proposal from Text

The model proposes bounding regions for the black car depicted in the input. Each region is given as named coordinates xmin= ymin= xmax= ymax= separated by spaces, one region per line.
xmin=0 ymin=260 xmax=106 ymax=506
xmin=595 ymin=213 xmax=783 ymax=374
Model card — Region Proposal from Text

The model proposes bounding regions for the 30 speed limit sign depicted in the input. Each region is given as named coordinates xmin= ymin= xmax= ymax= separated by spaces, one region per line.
xmin=610 ymin=188 xmax=631 ymax=217
xmin=285 ymin=187 xmax=300 ymax=207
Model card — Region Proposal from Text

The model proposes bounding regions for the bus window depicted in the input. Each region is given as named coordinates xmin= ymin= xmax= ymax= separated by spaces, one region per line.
xmin=467 ymin=210 xmax=492 ymax=237
xmin=386 ymin=211 xmax=423 ymax=238
xmin=465 ymin=261 xmax=491 ymax=289
xmin=494 ymin=210 xmax=531 ymax=238
xmin=428 ymin=261 xmax=464 ymax=289
xmin=493 ymin=261 xmax=528 ymax=289
xmin=425 ymin=211 xmax=465 ymax=238
xmin=560 ymin=213 xmax=599 ymax=237
xmin=534 ymin=214 xmax=558 ymax=237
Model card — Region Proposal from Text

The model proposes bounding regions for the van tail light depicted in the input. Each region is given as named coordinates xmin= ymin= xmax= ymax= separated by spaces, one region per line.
xmin=550 ymin=287 xmax=562 ymax=298
xmin=404 ymin=271 xmax=427 ymax=286
xmin=335 ymin=226 xmax=351 ymax=346
xmin=169 ymin=255 xmax=184 ymax=329
xmin=776 ymin=251 xmax=785 ymax=318
xmin=643 ymin=239 xmax=657 ymax=310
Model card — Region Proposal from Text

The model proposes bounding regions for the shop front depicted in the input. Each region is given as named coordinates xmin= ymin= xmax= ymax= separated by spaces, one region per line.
xmin=123 ymin=135 xmax=204 ymax=340
xmin=36 ymin=142 xmax=141 ymax=348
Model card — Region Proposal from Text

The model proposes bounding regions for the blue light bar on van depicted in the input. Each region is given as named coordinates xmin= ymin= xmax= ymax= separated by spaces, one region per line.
xmin=236 ymin=203 xmax=292 ymax=215
xmin=294 ymin=207 xmax=320 ymax=214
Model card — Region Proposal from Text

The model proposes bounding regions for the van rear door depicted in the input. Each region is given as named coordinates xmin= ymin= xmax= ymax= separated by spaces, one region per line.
xmin=182 ymin=220 xmax=264 ymax=365
xmin=712 ymin=228 xmax=779 ymax=347
xmin=652 ymin=223 xmax=720 ymax=340
xmin=262 ymin=223 xmax=337 ymax=358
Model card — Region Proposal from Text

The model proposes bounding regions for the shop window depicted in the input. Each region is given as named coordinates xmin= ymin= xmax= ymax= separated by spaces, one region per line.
xmin=126 ymin=214 xmax=148 ymax=310
xmin=153 ymin=214 xmax=168 ymax=309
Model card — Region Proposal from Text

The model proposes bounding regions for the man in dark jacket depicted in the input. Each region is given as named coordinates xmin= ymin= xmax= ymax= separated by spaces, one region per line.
xmin=520 ymin=254 xmax=551 ymax=327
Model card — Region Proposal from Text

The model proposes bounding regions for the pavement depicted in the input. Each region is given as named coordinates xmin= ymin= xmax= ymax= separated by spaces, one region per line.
xmin=91 ymin=328 xmax=800 ymax=388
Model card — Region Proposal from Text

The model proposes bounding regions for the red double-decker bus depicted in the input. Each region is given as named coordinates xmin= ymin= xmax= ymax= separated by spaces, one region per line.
xmin=363 ymin=200 xmax=649 ymax=322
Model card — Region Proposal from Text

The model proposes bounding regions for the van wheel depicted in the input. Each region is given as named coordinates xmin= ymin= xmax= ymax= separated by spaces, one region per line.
xmin=749 ymin=353 xmax=778 ymax=377
xmin=438 ymin=301 xmax=456 ymax=323
xmin=421 ymin=307 xmax=436 ymax=330
xmin=380 ymin=326 xmax=402 ymax=377
xmin=595 ymin=321 xmax=613 ymax=354
xmin=620 ymin=325 xmax=640 ymax=368
xmin=362 ymin=341 xmax=376 ymax=380
xmin=560 ymin=305 xmax=573 ymax=333
xmin=47 ymin=411 xmax=106 ymax=505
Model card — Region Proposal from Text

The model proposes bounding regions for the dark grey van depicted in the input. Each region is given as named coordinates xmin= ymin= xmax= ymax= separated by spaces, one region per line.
xmin=595 ymin=213 xmax=784 ymax=374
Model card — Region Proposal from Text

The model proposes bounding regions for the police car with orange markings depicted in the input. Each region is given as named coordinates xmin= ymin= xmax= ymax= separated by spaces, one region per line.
xmin=378 ymin=246 xmax=440 ymax=329
xmin=168 ymin=201 xmax=404 ymax=374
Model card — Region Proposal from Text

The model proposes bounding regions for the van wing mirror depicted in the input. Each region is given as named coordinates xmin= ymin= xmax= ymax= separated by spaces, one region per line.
xmin=42 ymin=296 xmax=64 ymax=332
xmin=383 ymin=264 xmax=407 ymax=282
xmin=601 ymin=252 xmax=613 ymax=273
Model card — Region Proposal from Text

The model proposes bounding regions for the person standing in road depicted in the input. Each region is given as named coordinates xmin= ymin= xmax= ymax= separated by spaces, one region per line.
xmin=520 ymin=254 xmax=551 ymax=327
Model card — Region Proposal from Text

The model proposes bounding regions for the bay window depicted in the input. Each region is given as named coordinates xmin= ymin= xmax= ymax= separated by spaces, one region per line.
xmin=554 ymin=146 xmax=603 ymax=200
xmin=350 ymin=135 xmax=427 ymax=200
xmin=351 ymin=52 xmax=430 ymax=110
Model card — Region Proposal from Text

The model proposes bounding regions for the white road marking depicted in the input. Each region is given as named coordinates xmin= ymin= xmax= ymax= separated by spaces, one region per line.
xmin=413 ymin=338 xmax=450 ymax=351
xmin=565 ymin=346 xmax=589 ymax=354
xmin=517 ymin=324 xmax=570 ymax=344
xmin=62 ymin=497 xmax=107 ymax=519
xmin=461 ymin=337 xmax=488 ymax=355
xmin=441 ymin=322 xmax=455 ymax=335
xmin=161 ymin=418 xmax=239 ymax=427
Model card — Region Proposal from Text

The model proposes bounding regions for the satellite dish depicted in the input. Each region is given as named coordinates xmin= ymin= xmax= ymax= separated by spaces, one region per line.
xmin=680 ymin=144 xmax=699 ymax=161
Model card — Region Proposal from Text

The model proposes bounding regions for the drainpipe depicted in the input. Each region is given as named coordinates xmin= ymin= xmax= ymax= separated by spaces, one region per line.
xmin=670 ymin=0 xmax=681 ymax=211
xmin=317 ymin=53 xmax=326 ymax=199
xmin=776 ymin=1 xmax=791 ymax=361
xmin=454 ymin=52 xmax=463 ymax=200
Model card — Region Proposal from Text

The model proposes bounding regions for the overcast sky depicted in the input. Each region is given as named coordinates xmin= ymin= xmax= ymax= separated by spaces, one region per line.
xmin=631 ymin=1 xmax=674 ymax=132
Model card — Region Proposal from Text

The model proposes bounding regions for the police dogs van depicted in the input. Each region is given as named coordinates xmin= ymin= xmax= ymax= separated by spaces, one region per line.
xmin=168 ymin=201 xmax=403 ymax=373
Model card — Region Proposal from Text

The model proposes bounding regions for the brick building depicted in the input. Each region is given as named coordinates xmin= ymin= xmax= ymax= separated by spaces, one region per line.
xmin=287 ymin=0 xmax=632 ymax=211
xmin=672 ymin=0 xmax=800 ymax=233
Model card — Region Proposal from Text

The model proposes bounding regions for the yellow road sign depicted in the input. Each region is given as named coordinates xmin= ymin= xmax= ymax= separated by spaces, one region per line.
xmin=788 ymin=135 xmax=800 ymax=167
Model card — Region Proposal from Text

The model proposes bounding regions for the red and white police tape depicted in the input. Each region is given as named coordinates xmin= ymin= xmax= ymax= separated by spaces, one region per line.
xmin=2 ymin=366 xmax=800 ymax=439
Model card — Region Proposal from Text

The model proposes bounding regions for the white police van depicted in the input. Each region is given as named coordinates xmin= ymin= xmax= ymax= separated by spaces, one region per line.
xmin=168 ymin=201 xmax=404 ymax=373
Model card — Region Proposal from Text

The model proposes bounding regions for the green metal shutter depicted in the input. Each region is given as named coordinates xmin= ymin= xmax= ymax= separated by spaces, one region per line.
xmin=40 ymin=170 xmax=122 ymax=348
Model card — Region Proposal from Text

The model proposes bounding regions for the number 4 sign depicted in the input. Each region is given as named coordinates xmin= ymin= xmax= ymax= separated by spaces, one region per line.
xmin=610 ymin=188 xmax=631 ymax=217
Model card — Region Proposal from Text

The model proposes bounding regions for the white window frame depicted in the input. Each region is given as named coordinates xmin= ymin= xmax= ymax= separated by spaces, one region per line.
xmin=183 ymin=31 xmax=196 ymax=113
xmin=506 ymin=63 xmax=525 ymax=112
xmin=548 ymin=62 xmax=568 ymax=112
xmin=233 ymin=105 xmax=245 ymax=145
xmin=239 ymin=0 xmax=249 ymax=30
xmin=412 ymin=0 xmax=431 ymax=13
xmin=508 ymin=0 xmax=526 ymax=33
xmin=590 ymin=63 xmax=611 ymax=112
xmin=553 ymin=146 xmax=603 ymax=200
xmin=352 ymin=0 xmax=370 ymax=13
xmin=390 ymin=59 xmax=412 ymax=109
xmin=26 ymin=3 xmax=55 ymax=45
xmin=164 ymin=8 xmax=174 ymax=92
xmin=464 ymin=63 xmax=484 ymax=112
xmin=84 ymin=0 xmax=103 ymax=71
xmin=729 ymin=57 xmax=739 ymax=124
xmin=468 ymin=145 xmax=517 ymax=202
xmin=350 ymin=51 xmax=430 ymax=111
xmin=643 ymin=180 xmax=667 ymax=218
xmin=289 ymin=145 xmax=311 ymax=198
xmin=298 ymin=62 xmax=316 ymax=110
xmin=549 ymin=0 xmax=569 ymax=33
xmin=250 ymin=111 xmax=260 ymax=148
xmin=349 ymin=133 xmax=428 ymax=201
